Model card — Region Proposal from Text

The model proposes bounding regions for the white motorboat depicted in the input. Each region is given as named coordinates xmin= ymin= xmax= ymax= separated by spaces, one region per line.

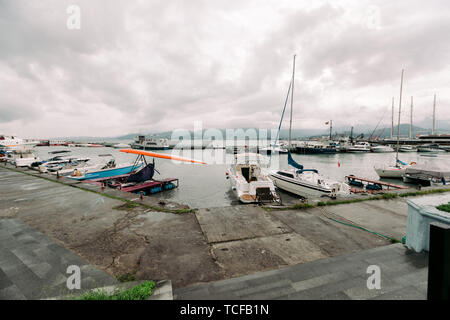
xmin=417 ymin=144 xmax=446 ymax=153
xmin=8 ymin=150 xmax=40 ymax=167
xmin=32 ymin=151 xmax=90 ymax=173
xmin=49 ymin=162 xmax=104 ymax=177
xmin=347 ymin=142 xmax=371 ymax=153
xmin=113 ymin=143 xmax=131 ymax=149
xmin=226 ymin=153 xmax=280 ymax=203
xmin=398 ymin=145 xmax=417 ymax=152
xmin=371 ymin=145 xmax=394 ymax=153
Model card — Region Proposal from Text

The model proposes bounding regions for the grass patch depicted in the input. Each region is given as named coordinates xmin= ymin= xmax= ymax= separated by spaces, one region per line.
xmin=114 ymin=202 xmax=141 ymax=211
xmin=116 ymin=271 xmax=137 ymax=282
xmin=77 ymin=281 xmax=156 ymax=300
xmin=268 ymin=187 xmax=450 ymax=211
xmin=399 ymin=188 xmax=450 ymax=198
xmin=437 ymin=203 xmax=450 ymax=213
xmin=291 ymin=203 xmax=316 ymax=209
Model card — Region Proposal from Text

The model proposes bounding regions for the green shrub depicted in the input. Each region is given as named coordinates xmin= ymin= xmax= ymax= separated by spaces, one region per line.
xmin=78 ymin=281 xmax=156 ymax=300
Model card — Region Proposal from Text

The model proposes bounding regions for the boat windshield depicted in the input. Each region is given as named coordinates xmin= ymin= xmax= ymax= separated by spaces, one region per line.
xmin=235 ymin=153 xmax=269 ymax=166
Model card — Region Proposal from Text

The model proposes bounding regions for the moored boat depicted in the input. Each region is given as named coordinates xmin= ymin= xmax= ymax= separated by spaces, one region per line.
xmin=417 ymin=144 xmax=446 ymax=153
xmin=374 ymin=160 xmax=417 ymax=179
xmin=347 ymin=142 xmax=371 ymax=153
xmin=294 ymin=141 xmax=337 ymax=154
xmin=131 ymin=135 xmax=169 ymax=150
xmin=67 ymin=154 xmax=144 ymax=180
xmin=269 ymin=152 xmax=350 ymax=198
xmin=398 ymin=145 xmax=417 ymax=152
xmin=8 ymin=150 xmax=40 ymax=167
xmin=371 ymin=145 xmax=394 ymax=153
xmin=403 ymin=165 xmax=450 ymax=186
xmin=226 ymin=153 xmax=280 ymax=204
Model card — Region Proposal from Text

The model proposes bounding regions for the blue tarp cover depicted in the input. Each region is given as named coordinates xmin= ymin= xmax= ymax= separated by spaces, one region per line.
xmin=126 ymin=163 xmax=155 ymax=183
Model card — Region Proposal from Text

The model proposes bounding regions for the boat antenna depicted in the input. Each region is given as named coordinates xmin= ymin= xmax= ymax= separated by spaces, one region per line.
xmin=288 ymin=54 xmax=296 ymax=150
xmin=395 ymin=69 xmax=404 ymax=167
xmin=391 ymin=97 xmax=394 ymax=139
xmin=329 ymin=120 xmax=333 ymax=140
xmin=410 ymin=96 xmax=413 ymax=139
xmin=432 ymin=93 xmax=436 ymax=135
xmin=273 ymin=80 xmax=292 ymax=147
xmin=370 ymin=108 xmax=387 ymax=141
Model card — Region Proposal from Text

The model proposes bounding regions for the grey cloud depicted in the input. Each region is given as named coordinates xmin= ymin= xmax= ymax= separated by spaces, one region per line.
xmin=0 ymin=0 xmax=448 ymax=138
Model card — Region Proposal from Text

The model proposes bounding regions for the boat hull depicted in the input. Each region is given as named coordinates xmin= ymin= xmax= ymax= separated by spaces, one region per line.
xmin=293 ymin=147 xmax=336 ymax=154
xmin=269 ymin=173 xmax=331 ymax=197
xmin=68 ymin=164 xmax=143 ymax=181
xmin=374 ymin=167 xmax=405 ymax=178
xmin=227 ymin=169 xmax=278 ymax=203
xmin=347 ymin=149 xmax=370 ymax=153
xmin=15 ymin=157 xmax=40 ymax=167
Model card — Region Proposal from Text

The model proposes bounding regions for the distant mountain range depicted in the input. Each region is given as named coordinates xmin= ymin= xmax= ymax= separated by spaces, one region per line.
xmin=115 ymin=123 xmax=450 ymax=141
xmin=58 ymin=119 xmax=450 ymax=142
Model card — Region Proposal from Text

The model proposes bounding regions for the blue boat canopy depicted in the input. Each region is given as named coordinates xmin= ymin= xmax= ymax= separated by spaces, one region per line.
xmin=397 ymin=159 xmax=407 ymax=166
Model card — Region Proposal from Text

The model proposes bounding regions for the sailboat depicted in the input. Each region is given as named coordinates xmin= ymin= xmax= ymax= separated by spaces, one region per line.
xmin=268 ymin=55 xmax=350 ymax=198
xmin=374 ymin=70 xmax=416 ymax=178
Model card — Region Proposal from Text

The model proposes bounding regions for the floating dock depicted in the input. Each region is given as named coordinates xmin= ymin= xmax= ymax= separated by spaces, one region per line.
xmin=85 ymin=175 xmax=179 ymax=195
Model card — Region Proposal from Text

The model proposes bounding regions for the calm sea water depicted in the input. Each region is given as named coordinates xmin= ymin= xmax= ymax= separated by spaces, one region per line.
xmin=33 ymin=145 xmax=450 ymax=208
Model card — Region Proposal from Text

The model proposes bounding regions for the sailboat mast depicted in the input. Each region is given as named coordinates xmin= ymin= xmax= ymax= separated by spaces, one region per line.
xmin=391 ymin=97 xmax=394 ymax=139
xmin=395 ymin=69 xmax=404 ymax=165
xmin=432 ymin=94 xmax=436 ymax=135
xmin=288 ymin=55 xmax=296 ymax=150
xmin=410 ymin=96 xmax=413 ymax=139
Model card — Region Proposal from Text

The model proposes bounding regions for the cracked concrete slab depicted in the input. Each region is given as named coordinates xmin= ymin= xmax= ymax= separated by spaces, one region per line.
xmin=195 ymin=206 xmax=291 ymax=243
xmin=212 ymin=233 xmax=327 ymax=278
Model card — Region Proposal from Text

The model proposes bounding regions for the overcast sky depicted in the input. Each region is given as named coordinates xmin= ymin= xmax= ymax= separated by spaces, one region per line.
xmin=0 ymin=0 xmax=449 ymax=138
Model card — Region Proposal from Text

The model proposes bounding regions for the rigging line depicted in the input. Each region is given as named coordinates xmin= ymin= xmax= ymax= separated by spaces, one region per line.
xmin=273 ymin=80 xmax=292 ymax=146
xmin=370 ymin=107 xmax=388 ymax=139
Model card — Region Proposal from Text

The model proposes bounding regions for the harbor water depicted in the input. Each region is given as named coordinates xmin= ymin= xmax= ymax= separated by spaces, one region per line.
xmin=33 ymin=145 xmax=450 ymax=209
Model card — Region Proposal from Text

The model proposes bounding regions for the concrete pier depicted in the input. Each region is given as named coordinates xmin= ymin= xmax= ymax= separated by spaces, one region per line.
xmin=1 ymin=163 xmax=449 ymax=299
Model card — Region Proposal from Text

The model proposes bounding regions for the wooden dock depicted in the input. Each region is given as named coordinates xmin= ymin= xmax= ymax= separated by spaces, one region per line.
xmin=345 ymin=175 xmax=409 ymax=193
